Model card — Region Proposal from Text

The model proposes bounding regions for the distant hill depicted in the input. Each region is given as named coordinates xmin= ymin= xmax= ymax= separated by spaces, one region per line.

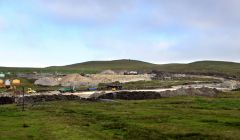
xmin=48 ymin=59 xmax=158 ymax=73
xmin=0 ymin=60 xmax=240 ymax=78
xmin=156 ymin=61 xmax=240 ymax=78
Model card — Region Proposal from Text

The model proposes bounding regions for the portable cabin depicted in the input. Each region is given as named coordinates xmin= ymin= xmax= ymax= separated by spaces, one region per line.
xmin=5 ymin=79 xmax=11 ymax=89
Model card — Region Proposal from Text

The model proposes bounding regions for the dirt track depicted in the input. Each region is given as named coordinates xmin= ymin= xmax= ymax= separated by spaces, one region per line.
xmin=10 ymin=77 xmax=240 ymax=99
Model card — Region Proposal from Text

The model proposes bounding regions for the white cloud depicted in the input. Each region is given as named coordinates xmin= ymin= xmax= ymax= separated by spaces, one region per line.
xmin=39 ymin=0 xmax=137 ymax=23
xmin=2 ymin=0 xmax=240 ymax=66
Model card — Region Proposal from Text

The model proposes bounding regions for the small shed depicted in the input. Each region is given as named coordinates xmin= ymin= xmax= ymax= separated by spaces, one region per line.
xmin=0 ymin=73 xmax=5 ymax=78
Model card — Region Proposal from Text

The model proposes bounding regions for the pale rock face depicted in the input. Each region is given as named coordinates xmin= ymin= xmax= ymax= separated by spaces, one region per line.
xmin=34 ymin=77 xmax=60 ymax=86
xmin=34 ymin=73 xmax=152 ymax=87
xmin=100 ymin=70 xmax=116 ymax=75
xmin=221 ymin=80 xmax=240 ymax=90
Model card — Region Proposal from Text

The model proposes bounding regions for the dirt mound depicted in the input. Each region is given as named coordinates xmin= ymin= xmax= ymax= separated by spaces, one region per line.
xmin=34 ymin=73 xmax=152 ymax=87
xmin=221 ymin=80 xmax=240 ymax=90
xmin=0 ymin=97 xmax=14 ymax=105
xmin=60 ymin=74 xmax=94 ymax=87
xmin=90 ymin=74 xmax=151 ymax=83
xmin=97 ymin=88 xmax=220 ymax=100
xmin=160 ymin=87 xmax=219 ymax=98
xmin=60 ymin=74 xmax=151 ymax=87
xmin=16 ymin=95 xmax=81 ymax=105
xmin=34 ymin=77 xmax=60 ymax=86
xmin=98 ymin=91 xmax=161 ymax=100
xmin=100 ymin=70 xmax=116 ymax=75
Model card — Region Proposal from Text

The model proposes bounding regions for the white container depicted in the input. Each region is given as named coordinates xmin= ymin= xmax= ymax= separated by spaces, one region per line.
xmin=5 ymin=79 xmax=11 ymax=86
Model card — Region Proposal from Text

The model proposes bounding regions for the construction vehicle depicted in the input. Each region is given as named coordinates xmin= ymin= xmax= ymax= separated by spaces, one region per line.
xmin=27 ymin=88 xmax=36 ymax=94
xmin=98 ymin=81 xmax=123 ymax=91
xmin=88 ymin=87 xmax=98 ymax=91
xmin=107 ymin=84 xmax=123 ymax=91
xmin=58 ymin=86 xmax=76 ymax=93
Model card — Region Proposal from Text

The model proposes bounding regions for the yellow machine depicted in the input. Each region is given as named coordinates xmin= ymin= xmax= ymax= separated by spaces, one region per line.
xmin=27 ymin=88 xmax=36 ymax=94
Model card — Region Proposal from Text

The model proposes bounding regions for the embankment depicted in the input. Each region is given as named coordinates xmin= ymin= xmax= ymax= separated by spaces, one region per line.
xmin=97 ymin=87 xmax=220 ymax=100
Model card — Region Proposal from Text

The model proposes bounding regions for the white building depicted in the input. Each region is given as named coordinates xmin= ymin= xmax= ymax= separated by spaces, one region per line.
xmin=0 ymin=73 xmax=5 ymax=78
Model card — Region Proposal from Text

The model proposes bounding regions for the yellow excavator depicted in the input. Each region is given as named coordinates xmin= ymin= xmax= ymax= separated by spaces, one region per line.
xmin=27 ymin=88 xmax=36 ymax=94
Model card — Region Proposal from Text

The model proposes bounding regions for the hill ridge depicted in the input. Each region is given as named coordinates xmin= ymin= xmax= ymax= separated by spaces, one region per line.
xmin=0 ymin=60 xmax=239 ymax=78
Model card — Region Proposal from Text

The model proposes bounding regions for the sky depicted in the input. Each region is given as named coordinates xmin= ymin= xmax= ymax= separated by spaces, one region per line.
xmin=0 ymin=0 xmax=240 ymax=67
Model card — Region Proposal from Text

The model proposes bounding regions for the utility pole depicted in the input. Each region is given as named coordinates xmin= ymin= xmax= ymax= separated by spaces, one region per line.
xmin=22 ymin=86 xmax=25 ymax=111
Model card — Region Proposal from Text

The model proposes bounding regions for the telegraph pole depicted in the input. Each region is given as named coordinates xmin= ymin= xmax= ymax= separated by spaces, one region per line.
xmin=22 ymin=86 xmax=25 ymax=111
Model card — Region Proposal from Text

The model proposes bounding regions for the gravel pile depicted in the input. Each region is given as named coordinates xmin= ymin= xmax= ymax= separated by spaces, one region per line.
xmin=60 ymin=74 xmax=93 ymax=87
xmin=34 ymin=73 xmax=152 ymax=87
xmin=34 ymin=77 xmax=60 ymax=86
xmin=100 ymin=70 xmax=116 ymax=75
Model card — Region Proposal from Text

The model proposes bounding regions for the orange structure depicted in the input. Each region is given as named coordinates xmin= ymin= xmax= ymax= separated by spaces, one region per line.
xmin=12 ymin=79 xmax=21 ymax=86
xmin=0 ymin=79 xmax=4 ymax=88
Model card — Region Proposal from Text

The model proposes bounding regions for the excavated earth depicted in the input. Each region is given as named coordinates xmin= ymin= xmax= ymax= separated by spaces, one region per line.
xmin=34 ymin=74 xmax=152 ymax=87
xmin=96 ymin=87 xmax=220 ymax=100
xmin=0 ymin=87 xmax=220 ymax=105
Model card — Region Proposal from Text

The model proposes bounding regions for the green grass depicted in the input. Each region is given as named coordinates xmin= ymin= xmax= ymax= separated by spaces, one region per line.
xmin=0 ymin=59 xmax=156 ymax=74
xmin=156 ymin=61 xmax=240 ymax=78
xmin=43 ymin=59 xmax=156 ymax=74
xmin=1 ymin=91 xmax=240 ymax=140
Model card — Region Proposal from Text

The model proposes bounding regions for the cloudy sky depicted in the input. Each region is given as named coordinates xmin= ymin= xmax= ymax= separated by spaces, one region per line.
xmin=0 ymin=0 xmax=240 ymax=67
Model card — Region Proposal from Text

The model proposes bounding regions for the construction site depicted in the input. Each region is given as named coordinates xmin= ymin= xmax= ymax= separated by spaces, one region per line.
xmin=1 ymin=60 xmax=240 ymax=140
xmin=0 ymin=68 xmax=240 ymax=104
xmin=2 ymin=0 xmax=240 ymax=139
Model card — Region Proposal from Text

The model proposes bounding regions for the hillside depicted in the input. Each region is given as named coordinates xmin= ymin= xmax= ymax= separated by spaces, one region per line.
xmin=0 ymin=60 xmax=240 ymax=78
xmin=0 ymin=67 xmax=41 ymax=73
xmin=48 ymin=59 xmax=158 ymax=73
xmin=156 ymin=61 xmax=240 ymax=78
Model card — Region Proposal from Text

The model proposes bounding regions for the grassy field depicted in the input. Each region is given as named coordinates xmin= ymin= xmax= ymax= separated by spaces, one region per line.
xmin=0 ymin=92 xmax=240 ymax=140
xmin=156 ymin=61 xmax=240 ymax=78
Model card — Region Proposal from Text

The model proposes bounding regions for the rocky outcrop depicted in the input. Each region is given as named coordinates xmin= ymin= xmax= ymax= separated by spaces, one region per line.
xmin=34 ymin=77 xmax=60 ymax=86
